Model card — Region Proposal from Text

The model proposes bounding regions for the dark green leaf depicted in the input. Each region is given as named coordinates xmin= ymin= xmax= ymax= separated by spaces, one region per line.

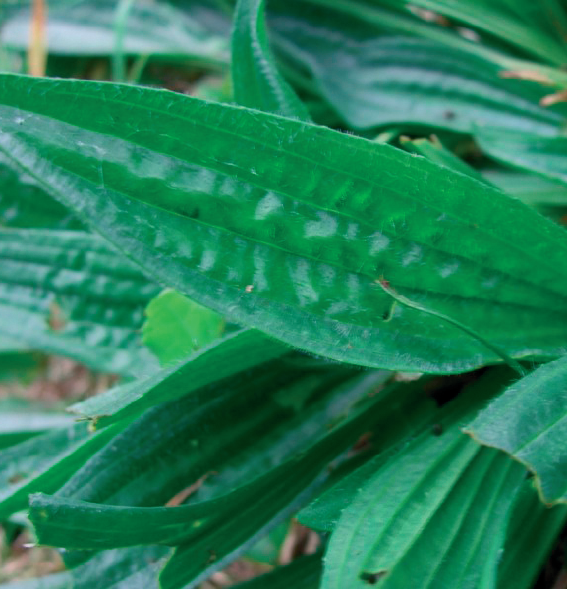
xmin=373 ymin=0 xmax=567 ymax=65
xmin=70 ymin=329 xmax=288 ymax=426
xmin=2 ymin=76 xmax=567 ymax=372
xmin=0 ymin=421 xmax=123 ymax=520
xmin=232 ymin=0 xmax=309 ymax=119
xmin=233 ymin=553 xmax=322 ymax=589
xmin=467 ymin=355 xmax=567 ymax=504
xmin=321 ymin=430 xmax=525 ymax=588
xmin=498 ymin=481 xmax=567 ymax=589
xmin=0 ymin=153 xmax=81 ymax=229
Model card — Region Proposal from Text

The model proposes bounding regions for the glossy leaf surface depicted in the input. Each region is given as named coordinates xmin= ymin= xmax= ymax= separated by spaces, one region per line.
xmin=2 ymin=76 xmax=567 ymax=373
xmin=467 ymin=355 xmax=567 ymax=504
xmin=142 ymin=289 xmax=224 ymax=366
xmin=0 ymin=228 xmax=160 ymax=376
xmin=232 ymin=0 xmax=309 ymax=119
xmin=269 ymin=7 xmax=562 ymax=134
xmin=478 ymin=129 xmax=567 ymax=187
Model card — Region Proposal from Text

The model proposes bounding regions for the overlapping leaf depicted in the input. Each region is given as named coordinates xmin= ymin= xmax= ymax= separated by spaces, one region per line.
xmin=2 ymin=76 xmax=567 ymax=372
xmin=478 ymin=129 xmax=567 ymax=187
xmin=232 ymin=0 xmax=309 ymax=119
xmin=467 ymin=355 xmax=567 ymax=504
xmin=0 ymin=228 xmax=160 ymax=376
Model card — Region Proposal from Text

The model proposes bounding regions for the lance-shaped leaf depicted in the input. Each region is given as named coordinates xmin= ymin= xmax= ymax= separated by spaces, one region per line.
xmin=373 ymin=0 xmax=567 ymax=65
xmin=70 ymin=329 xmax=289 ymax=426
xmin=232 ymin=0 xmax=309 ymax=119
xmin=0 ymin=228 xmax=160 ymax=376
xmin=1 ymin=0 xmax=231 ymax=68
xmin=466 ymin=355 xmax=567 ymax=504
xmin=478 ymin=128 xmax=567 ymax=187
xmin=30 ymin=370 xmax=387 ymax=549
xmin=1 ymin=76 xmax=567 ymax=373
xmin=58 ymin=361 xmax=369 ymax=508
xmin=321 ymin=429 xmax=525 ymax=588
xmin=0 ymin=420 xmax=123 ymax=520
xmin=268 ymin=5 xmax=563 ymax=134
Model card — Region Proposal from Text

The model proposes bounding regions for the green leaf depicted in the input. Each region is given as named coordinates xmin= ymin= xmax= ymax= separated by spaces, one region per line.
xmin=58 ymin=361 xmax=366 ymax=508
xmin=0 ymin=153 xmax=81 ymax=229
xmin=466 ymin=355 xmax=567 ymax=505
xmin=0 ymin=421 xmax=123 ymax=520
xmin=0 ymin=228 xmax=160 ymax=376
xmin=400 ymin=137 xmax=488 ymax=184
xmin=232 ymin=0 xmax=310 ymax=119
xmin=478 ymin=128 xmax=567 ymax=187
xmin=233 ymin=553 xmax=322 ymax=589
xmin=482 ymin=169 xmax=567 ymax=208
xmin=70 ymin=329 xmax=288 ymax=426
xmin=142 ymin=289 xmax=224 ymax=366
xmin=321 ymin=430 xmax=525 ymax=588
xmin=1 ymin=0 xmax=230 ymax=68
xmin=71 ymin=546 xmax=170 ymax=589
xmin=373 ymin=0 xmax=567 ymax=65
xmin=2 ymin=75 xmax=567 ymax=373
xmin=286 ymin=32 xmax=562 ymax=134
xmin=498 ymin=481 xmax=567 ymax=589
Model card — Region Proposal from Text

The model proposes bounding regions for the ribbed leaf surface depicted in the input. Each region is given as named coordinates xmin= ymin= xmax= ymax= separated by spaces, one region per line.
xmin=1 ymin=75 xmax=567 ymax=372
xmin=478 ymin=129 xmax=567 ymax=187
xmin=0 ymin=228 xmax=160 ymax=376
xmin=467 ymin=355 xmax=567 ymax=504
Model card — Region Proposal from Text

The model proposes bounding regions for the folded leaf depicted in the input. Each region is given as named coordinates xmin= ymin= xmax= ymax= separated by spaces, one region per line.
xmin=466 ymin=355 xmax=567 ymax=504
xmin=70 ymin=329 xmax=288 ymax=425
xmin=0 ymin=421 xmax=122 ymax=520
xmin=2 ymin=75 xmax=567 ymax=372
xmin=232 ymin=0 xmax=309 ymax=119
